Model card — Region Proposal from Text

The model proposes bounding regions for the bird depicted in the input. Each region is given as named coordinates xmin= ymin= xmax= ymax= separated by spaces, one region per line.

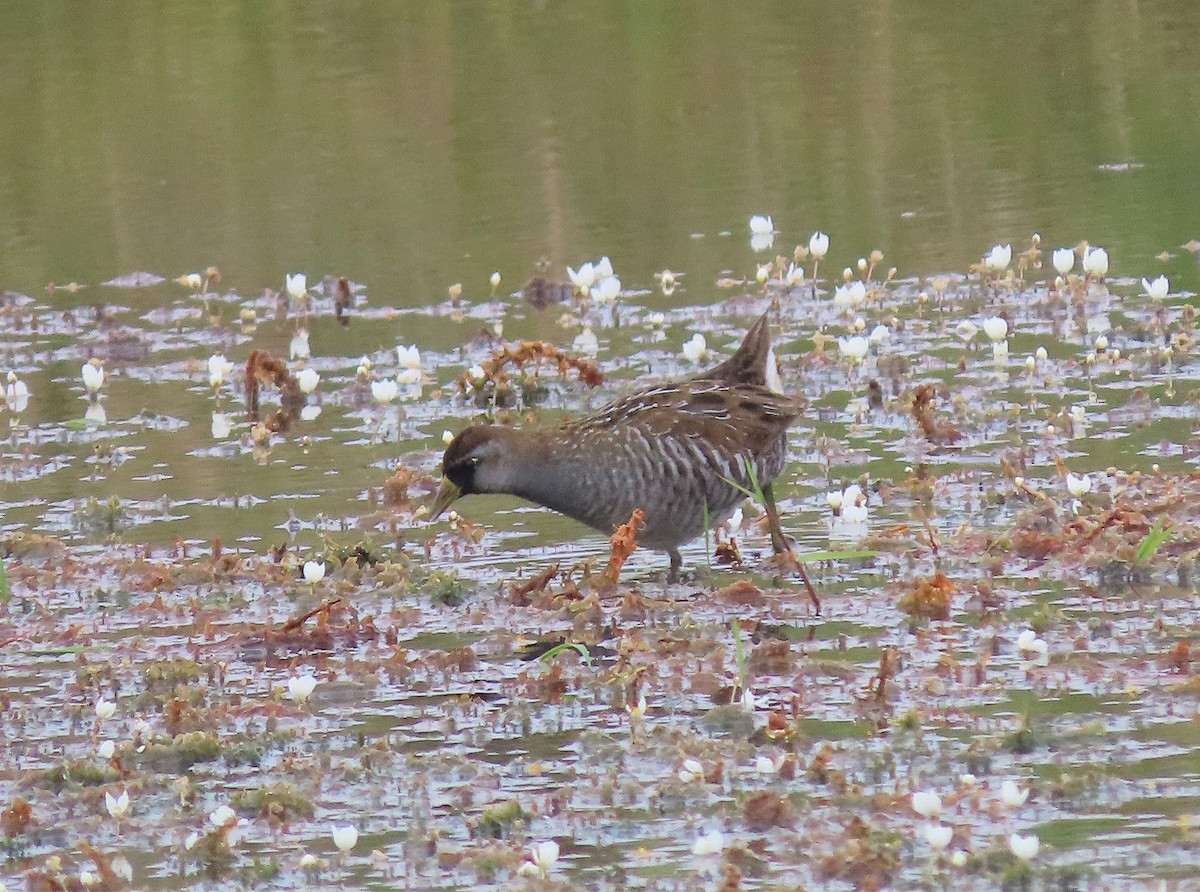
xmin=431 ymin=312 xmax=818 ymax=603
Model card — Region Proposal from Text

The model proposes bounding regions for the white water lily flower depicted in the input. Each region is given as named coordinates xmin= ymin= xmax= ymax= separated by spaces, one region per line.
xmin=868 ymin=324 xmax=890 ymax=345
xmin=594 ymin=256 xmax=614 ymax=280
xmin=211 ymin=412 xmax=231 ymax=439
xmin=180 ymin=272 xmax=203 ymax=290
xmin=1082 ymin=246 xmax=1109 ymax=276
xmin=755 ymin=263 xmax=771 ymax=284
xmin=287 ymin=674 xmax=318 ymax=703
xmin=371 ymin=379 xmax=398 ymax=403
xmin=1142 ymin=275 xmax=1169 ymax=300
xmin=646 ymin=312 xmax=665 ymax=328
xmin=984 ymin=244 xmax=1012 ymax=271
xmin=105 ymin=790 xmax=130 ymax=819
xmin=784 ymin=262 xmax=804 ymax=287
xmin=749 ymin=214 xmax=774 ymax=235
xmin=300 ymin=405 xmax=321 ymax=421
xmin=285 ymin=273 xmax=307 ymax=300
xmin=1001 ymin=779 xmax=1030 ymax=807
xmin=289 ymin=329 xmax=311 ymax=360
xmin=809 ymin=231 xmax=830 ymax=258
xmin=97 ymin=740 xmax=116 ymax=760
xmin=573 ymin=327 xmax=599 ymax=357
xmin=659 ymin=269 xmax=677 ymax=290
xmin=754 ymin=755 xmax=778 ymax=775
xmin=1052 ymin=248 xmax=1073 ymax=275
xmin=682 ymin=333 xmax=708 ymax=363
xmin=692 ymin=829 xmax=724 ymax=857
xmin=1066 ymin=472 xmax=1091 ymax=498
xmin=1035 ymin=346 xmax=1048 ymax=361
xmin=678 ymin=759 xmax=704 ymax=783
xmin=297 ymin=368 xmax=320 ymax=394
xmin=210 ymin=805 xmax=237 ymax=828
xmin=832 ymin=280 xmax=867 ymax=308
xmin=396 ymin=368 xmax=422 ymax=386
xmin=1015 ymin=631 xmax=1048 ymax=660
xmin=80 ymin=870 xmax=98 ymax=888
xmin=923 ymin=823 xmax=953 ymax=851
xmin=911 ymin=790 xmax=941 ymax=818
xmin=591 ymin=275 xmax=621 ymax=304
xmin=208 ymin=354 xmax=235 ymax=388
xmin=527 ymin=841 xmax=559 ymax=877
xmin=838 ymin=335 xmax=869 ymax=363
xmin=94 ymin=697 xmax=116 ymax=721
xmin=332 ymin=824 xmax=359 ymax=853
xmin=303 ymin=561 xmax=325 ymax=584
xmin=1008 ymin=832 xmax=1039 ymax=861
xmin=5 ymin=372 xmax=29 ymax=412
xmin=826 ymin=491 xmax=844 ymax=512
xmin=489 ymin=271 xmax=501 ymax=289
xmin=81 ymin=361 xmax=106 ymax=394
xmin=982 ymin=316 xmax=1009 ymax=341
xmin=396 ymin=345 xmax=421 ymax=369
xmin=84 ymin=402 xmax=107 ymax=425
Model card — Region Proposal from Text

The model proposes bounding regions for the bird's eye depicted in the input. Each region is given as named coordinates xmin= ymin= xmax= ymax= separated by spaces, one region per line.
xmin=469 ymin=457 xmax=480 ymax=467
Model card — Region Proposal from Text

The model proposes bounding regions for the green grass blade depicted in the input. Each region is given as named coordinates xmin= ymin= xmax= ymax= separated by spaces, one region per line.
xmin=538 ymin=642 xmax=592 ymax=666
xmin=1134 ymin=517 xmax=1172 ymax=565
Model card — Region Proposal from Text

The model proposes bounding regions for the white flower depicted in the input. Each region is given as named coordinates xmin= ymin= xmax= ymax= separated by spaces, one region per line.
xmin=1142 ymin=275 xmax=1169 ymax=300
xmin=959 ymin=773 xmax=977 ymax=787
xmin=832 ymin=281 xmax=867 ymax=308
xmin=809 ymin=231 xmax=830 ymax=258
xmin=332 ymin=824 xmax=359 ymax=853
xmin=765 ymin=344 xmax=783 ymax=393
xmin=81 ymin=361 xmax=106 ymax=394
xmin=749 ymin=214 xmax=774 ymax=235
xmin=826 ymin=491 xmax=844 ymax=512
xmin=396 ymin=345 xmax=421 ymax=369
xmin=527 ymin=841 xmax=559 ymax=877
xmin=646 ymin=312 xmax=665 ymax=328
xmin=678 ymin=758 xmax=704 ymax=783
xmin=105 ymin=790 xmax=130 ymax=819
xmin=1000 ymin=779 xmax=1030 ymax=807
xmin=211 ymin=412 xmax=231 ymax=439
xmin=95 ymin=697 xmax=116 ymax=721
xmin=984 ymin=244 xmax=1012 ymax=271
xmin=297 ymin=368 xmax=320 ymax=394
xmin=97 ymin=740 xmax=116 ymax=759
xmin=751 ymin=232 xmax=775 ymax=252
xmin=396 ymin=368 xmax=421 ymax=386
xmin=741 ymin=687 xmax=756 ymax=710
xmin=625 ymin=692 xmax=647 ymax=719
xmin=298 ymin=852 xmax=322 ymax=870
xmin=1035 ymin=346 xmax=1048 ymax=361
xmin=923 ymin=823 xmax=953 ymax=851
xmin=5 ymin=373 xmax=29 ymax=412
xmin=285 ymin=273 xmax=307 ymax=300
xmin=466 ymin=363 xmax=485 ymax=380
xmin=287 ymin=674 xmax=318 ymax=703
xmin=868 ymin=324 xmax=890 ymax=345
xmin=682 ymin=333 xmax=708 ymax=363
xmin=303 ymin=560 xmax=325 ymax=584
xmin=659 ymin=269 xmax=677 ymax=290
xmin=80 ymin=869 xmax=98 ymax=888
xmin=1052 ymin=248 xmax=1074 ymax=275
xmin=838 ymin=335 xmax=869 ymax=363
xmin=725 ymin=507 xmax=743 ymax=536
xmin=441 ymin=430 xmax=454 ymax=445
xmin=489 ymin=271 xmax=501 ymax=289
xmin=591 ymin=275 xmax=621 ymax=304
xmin=692 ymin=829 xmax=724 ymax=856
xmin=371 ymin=379 xmax=398 ymax=403
xmin=210 ymin=805 xmax=237 ymax=828
xmin=1065 ymin=472 xmax=1091 ymax=498
xmin=754 ymin=755 xmax=777 ymax=775
xmin=784 ymin=262 xmax=804 ymax=287
xmin=594 ymin=256 xmax=614 ymax=280
xmin=85 ymin=402 xmax=107 ymax=425
xmin=1015 ymin=630 xmax=1048 ymax=656
xmin=208 ymin=354 xmax=235 ymax=389
xmin=1008 ymin=833 xmax=1039 ymax=861
xmin=573 ymin=327 xmax=599 ymax=357
xmin=300 ymin=405 xmax=321 ymax=421
xmin=950 ymin=850 xmax=967 ymax=868
xmin=289 ymin=329 xmax=311 ymax=360
xmin=982 ymin=316 xmax=1009 ymax=342
xmin=180 ymin=272 xmax=202 ymax=290
xmin=1082 ymin=246 xmax=1109 ymax=277
xmin=911 ymin=790 xmax=941 ymax=818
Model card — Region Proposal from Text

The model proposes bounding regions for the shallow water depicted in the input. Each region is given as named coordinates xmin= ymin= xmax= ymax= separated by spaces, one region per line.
xmin=2 ymin=4 xmax=1200 ymax=891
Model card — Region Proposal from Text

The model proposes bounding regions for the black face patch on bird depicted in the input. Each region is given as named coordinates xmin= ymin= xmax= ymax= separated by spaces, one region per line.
xmin=440 ymin=425 xmax=498 ymax=495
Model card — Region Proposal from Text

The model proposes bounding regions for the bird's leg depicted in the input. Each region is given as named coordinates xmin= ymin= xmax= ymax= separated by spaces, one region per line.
xmin=762 ymin=482 xmax=821 ymax=614
xmin=667 ymin=548 xmax=683 ymax=584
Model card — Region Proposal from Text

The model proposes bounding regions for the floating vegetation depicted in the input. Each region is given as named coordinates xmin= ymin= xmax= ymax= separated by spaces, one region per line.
xmin=1 ymin=226 xmax=1199 ymax=889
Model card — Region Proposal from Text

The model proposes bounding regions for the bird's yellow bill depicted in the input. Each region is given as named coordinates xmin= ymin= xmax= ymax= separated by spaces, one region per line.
xmin=429 ymin=477 xmax=462 ymax=519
